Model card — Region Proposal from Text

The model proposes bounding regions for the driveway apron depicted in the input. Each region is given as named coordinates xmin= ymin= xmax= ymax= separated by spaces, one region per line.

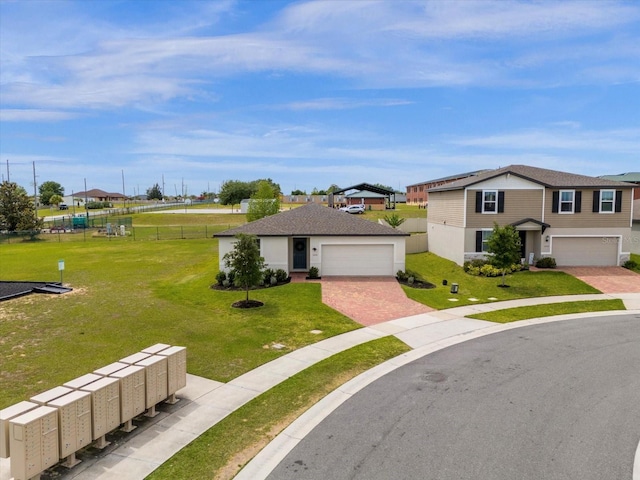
xmin=320 ymin=276 xmax=434 ymax=326
xmin=559 ymin=266 xmax=640 ymax=293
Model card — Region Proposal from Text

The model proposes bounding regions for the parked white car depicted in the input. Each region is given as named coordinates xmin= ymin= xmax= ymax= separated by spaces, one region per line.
xmin=339 ymin=204 xmax=365 ymax=214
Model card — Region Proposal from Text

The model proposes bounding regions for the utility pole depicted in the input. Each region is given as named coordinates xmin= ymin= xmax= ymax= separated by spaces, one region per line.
xmin=32 ymin=161 xmax=38 ymax=222
xmin=121 ymin=170 xmax=126 ymax=207
xmin=84 ymin=178 xmax=89 ymax=219
xmin=162 ymin=174 xmax=165 ymax=198
xmin=6 ymin=159 xmax=9 ymax=182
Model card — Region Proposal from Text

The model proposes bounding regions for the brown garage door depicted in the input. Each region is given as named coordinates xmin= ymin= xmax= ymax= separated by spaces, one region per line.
xmin=552 ymin=237 xmax=618 ymax=266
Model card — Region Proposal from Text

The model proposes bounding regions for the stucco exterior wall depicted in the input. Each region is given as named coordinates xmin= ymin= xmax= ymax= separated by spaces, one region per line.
xmin=631 ymin=221 xmax=640 ymax=255
xmin=426 ymin=222 xmax=465 ymax=265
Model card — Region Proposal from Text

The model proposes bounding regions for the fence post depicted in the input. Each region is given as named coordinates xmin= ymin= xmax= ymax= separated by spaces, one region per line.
xmin=181 ymin=226 xmax=184 ymax=239
xmin=156 ymin=227 xmax=159 ymax=241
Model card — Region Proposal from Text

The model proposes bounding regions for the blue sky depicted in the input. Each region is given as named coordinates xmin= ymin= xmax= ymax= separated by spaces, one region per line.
xmin=1 ymin=0 xmax=638 ymax=197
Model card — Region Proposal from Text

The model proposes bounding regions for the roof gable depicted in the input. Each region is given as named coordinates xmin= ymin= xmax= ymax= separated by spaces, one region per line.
xmin=429 ymin=165 xmax=636 ymax=192
xmin=215 ymin=203 xmax=407 ymax=237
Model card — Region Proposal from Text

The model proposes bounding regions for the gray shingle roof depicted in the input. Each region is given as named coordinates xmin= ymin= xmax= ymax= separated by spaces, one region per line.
xmin=214 ymin=203 xmax=408 ymax=237
xmin=406 ymin=169 xmax=490 ymax=188
xmin=428 ymin=165 xmax=637 ymax=192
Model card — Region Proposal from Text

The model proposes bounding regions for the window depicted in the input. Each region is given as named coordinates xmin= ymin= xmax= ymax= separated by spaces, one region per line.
xmin=476 ymin=230 xmax=492 ymax=252
xmin=481 ymin=230 xmax=492 ymax=252
xmin=483 ymin=190 xmax=497 ymax=213
xmin=559 ymin=190 xmax=574 ymax=213
xmin=600 ymin=190 xmax=614 ymax=213
xmin=475 ymin=190 xmax=504 ymax=213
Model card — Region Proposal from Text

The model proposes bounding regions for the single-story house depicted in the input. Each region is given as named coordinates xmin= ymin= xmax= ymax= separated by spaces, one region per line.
xmin=427 ymin=165 xmax=635 ymax=267
xmin=65 ymin=189 xmax=126 ymax=204
xmin=345 ymin=191 xmax=387 ymax=210
xmin=215 ymin=203 xmax=408 ymax=276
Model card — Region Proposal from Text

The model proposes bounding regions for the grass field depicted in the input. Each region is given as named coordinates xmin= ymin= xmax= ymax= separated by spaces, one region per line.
xmin=403 ymin=252 xmax=601 ymax=310
xmin=467 ymin=299 xmax=626 ymax=323
xmin=0 ymin=238 xmax=361 ymax=408
xmin=1 ymin=205 xmax=626 ymax=477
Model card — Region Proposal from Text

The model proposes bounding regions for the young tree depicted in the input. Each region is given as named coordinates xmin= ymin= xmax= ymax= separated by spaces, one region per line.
xmin=147 ymin=183 xmax=163 ymax=200
xmin=486 ymin=223 xmax=522 ymax=287
xmin=38 ymin=180 xmax=64 ymax=206
xmin=223 ymin=233 xmax=266 ymax=306
xmin=383 ymin=212 xmax=406 ymax=229
xmin=247 ymin=180 xmax=280 ymax=221
xmin=0 ymin=181 xmax=44 ymax=234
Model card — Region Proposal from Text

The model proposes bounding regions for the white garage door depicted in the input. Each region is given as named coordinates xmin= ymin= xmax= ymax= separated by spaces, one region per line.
xmin=321 ymin=245 xmax=394 ymax=276
xmin=552 ymin=237 xmax=618 ymax=266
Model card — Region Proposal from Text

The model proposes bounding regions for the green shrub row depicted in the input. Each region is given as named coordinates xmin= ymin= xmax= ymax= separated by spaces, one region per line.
xmin=463 ymin=259 xmax=526 ymax=277
xmin=215 ymin=268 xmax=288 ymax=287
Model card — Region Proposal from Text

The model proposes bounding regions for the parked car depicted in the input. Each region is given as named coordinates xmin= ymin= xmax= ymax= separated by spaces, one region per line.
xmin=58 ymin=203 xmax=68 ymax=210
xmin=339 ymin=204 xmax=365 ymax=214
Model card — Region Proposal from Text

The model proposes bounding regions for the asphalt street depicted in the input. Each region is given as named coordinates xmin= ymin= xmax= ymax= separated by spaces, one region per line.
xmin=267 ymin=314 xmax=640 ymax=480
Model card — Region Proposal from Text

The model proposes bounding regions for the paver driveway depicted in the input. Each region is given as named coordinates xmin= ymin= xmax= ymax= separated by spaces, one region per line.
xmin=320 ymin=276 xmax=434 ymax=325
xmin=559 ymin=266 xmax=640 ymax=293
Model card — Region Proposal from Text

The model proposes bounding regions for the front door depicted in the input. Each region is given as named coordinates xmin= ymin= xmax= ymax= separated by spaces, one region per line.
xmin=518 ymin=231 xmax=527 ymax=259
xmin=293 ymin=238 xmax=307 ymax=270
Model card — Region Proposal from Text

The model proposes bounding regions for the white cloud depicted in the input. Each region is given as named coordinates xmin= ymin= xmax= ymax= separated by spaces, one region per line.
xmin=0 ymin=109 xmax=80 ymax=122
xmin=452 ymin=127 xmax=640 ymax=154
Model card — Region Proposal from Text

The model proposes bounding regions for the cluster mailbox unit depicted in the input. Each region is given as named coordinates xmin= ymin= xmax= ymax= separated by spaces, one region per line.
xmin=0 ymin=344 xmax=187 ymax=480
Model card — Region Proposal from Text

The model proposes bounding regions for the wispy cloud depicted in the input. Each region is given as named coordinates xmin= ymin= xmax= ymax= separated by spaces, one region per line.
xmin=0 ymin=109 xmax=80 ymax=122
xmin=2 ymin=0 xmax=639 ymax=112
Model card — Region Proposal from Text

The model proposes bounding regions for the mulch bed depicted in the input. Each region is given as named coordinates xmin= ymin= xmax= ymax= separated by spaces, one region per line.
xmin=210 ymin=277 xmax=291 ymax=291
xmin=396 ymin=278 xmax=436 ymax=289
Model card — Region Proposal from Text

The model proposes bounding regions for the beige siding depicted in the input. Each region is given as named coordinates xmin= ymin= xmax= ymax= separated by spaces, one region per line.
xmin=466 ymin=189 xmax=543 ymax=228
xmin=544 ymin=188 xmax=632 ymax=228
xmin=427 ymin=190 xmax=465 ymax=227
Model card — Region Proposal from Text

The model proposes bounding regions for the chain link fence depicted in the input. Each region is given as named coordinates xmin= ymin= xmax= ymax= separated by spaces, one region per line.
xmin=1 ymin=224 xmax=234 ymax=244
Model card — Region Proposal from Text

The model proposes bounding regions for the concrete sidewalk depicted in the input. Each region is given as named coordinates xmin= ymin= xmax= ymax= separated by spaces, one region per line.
xmin=2 ymin=293 xmax=639 ymax=480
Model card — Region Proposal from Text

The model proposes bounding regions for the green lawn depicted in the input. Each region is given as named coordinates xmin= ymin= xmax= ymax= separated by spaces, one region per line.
xmin=148 ymin=336 xmax=410 ymax=480
xmin=403 ymin=252 xmax=600 ymax=310
xmin=0 ymin=239 xmax=360 ymax=408
xmin=468 ymin=299 xmax=625 ymax=323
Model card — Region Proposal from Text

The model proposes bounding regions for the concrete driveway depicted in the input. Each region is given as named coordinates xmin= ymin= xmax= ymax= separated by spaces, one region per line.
xmin=559 ymin=266 xmax=640 ymax=293
xmin=320 ymin=276 xmax=434 ymax=325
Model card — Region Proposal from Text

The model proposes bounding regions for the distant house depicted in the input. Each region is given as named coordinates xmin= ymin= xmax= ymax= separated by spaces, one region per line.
xmin=70 ymin=189 xmax=126 ymax=203
xmin=215 ymin=203 xmax=407 ymax=276
xmin=344 ymin=191 xmax=387 ymax=210
xmin=427 ymin=165 xmax=635 ymax=266
xmin=406 ymin=170 xmax=489 ymax=206
xmin=599 ymin=173 xmax=640 ymax=200
xmin=329 ymin=183 xmax=397 ymax=209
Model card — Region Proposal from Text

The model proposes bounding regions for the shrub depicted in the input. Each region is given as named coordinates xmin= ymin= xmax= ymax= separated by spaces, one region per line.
xmin=308 ymin=266 xmax=320 ymax=278
xmin=396 ymin=270 xmax=409 ymax=281
xmin=535 ymin=257 xmax=557 ymax=269
xmin=215 ymin=270 xmax=226 ymax=286
xmin=466 ymin=266 xmax=481 ymax=276
xmin=226 ymin=270 xmax=236 ymax=285
xmin=275 ymin=269 xmax=288 ymax=283
xmin=262 ymin=268 xmax=275 ymax=284
xmin=480 ymin=264 xmax=501 ymax=277
xmin=623 ymin=260 xmax=638 ymax=270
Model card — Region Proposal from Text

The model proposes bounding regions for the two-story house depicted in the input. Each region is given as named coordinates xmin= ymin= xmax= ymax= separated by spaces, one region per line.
xmin=427 ymin=165 xmax=635 ymax=266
